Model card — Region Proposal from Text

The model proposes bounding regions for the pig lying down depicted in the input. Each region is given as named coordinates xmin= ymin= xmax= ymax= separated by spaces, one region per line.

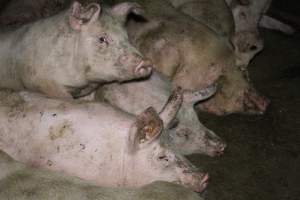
xmin=0 ymin=1 xmax=152 ymax=98
xmin=96 ymin=71 xmax=226 ymax=156
xmin=166 ymin=0 xmax=261 ymax=67
xmin=0 ymin=89 xmax=208 ymax=192
xmin=0 ymin=150 xmax=204 ymax=200
xmin=118 ymin=0 xmax=269 ymax=115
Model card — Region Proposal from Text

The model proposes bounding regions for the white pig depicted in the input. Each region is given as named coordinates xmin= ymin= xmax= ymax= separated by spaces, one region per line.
xmin=0 ymin=89 xmax=208 ymax=192
xmin=0 ymin=1 xmax=152 ymax=98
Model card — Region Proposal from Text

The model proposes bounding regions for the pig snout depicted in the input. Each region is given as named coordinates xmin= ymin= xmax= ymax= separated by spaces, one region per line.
xmin=175 ymin=158 xmax=209 ymax=193
xmin=204 ymin=131 xmax=226 ymax=157
xmin=209 ymin=140 xmax=226 ymax=157
xmin=118 ymin=53 xmax=153 ymax=79
xmin=179 ymin=170 xmax=209 ymax=193
xmin=244 ymin=88 xmax=270 ymax=114
xmin=134 ymin=59 xmax=153 ymax=78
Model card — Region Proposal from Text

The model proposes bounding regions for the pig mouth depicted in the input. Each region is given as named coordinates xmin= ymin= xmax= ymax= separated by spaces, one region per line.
xmin=179 ymin=170 xmax=209 ymax=193
xmin=243 ymin=88 xmax=270 ymax=114
xmin=208 ymin=143 xmax=226 ymax=157
xmin=206 ymin=143 xmax=226 ymax=157
xmin=189 ymin=172 xmax=209 ymax=193
xmin=134 ymin=60 xmax=153 ymax=78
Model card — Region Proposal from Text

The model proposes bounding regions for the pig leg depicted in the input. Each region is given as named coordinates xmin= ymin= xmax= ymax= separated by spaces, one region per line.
xmin=259 ymin=15 xmax=296 ymax=35
xmin=71 ymin=83 xmax=99 ymax=99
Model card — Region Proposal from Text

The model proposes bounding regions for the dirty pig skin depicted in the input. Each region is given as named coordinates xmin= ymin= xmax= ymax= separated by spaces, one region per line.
xmin=96 ymin=71 xmax=226 ymax=156
xmin=0 ymin=1 xmax=152 ymax=98
xmin=0 ymin=89 xmax=208 ymax=192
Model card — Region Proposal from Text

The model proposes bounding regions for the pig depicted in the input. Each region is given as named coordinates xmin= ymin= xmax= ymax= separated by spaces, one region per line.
xmin=96 ymin=71 xmax=226 ymax=156
xmin=108 ymin=0 xmax=269 ymax=115
xmin=166 ymin=0 xmax=262 ymax=66
xmin=0 ymin=89 xmax=208 ymax=192
xmin=123 ymin=0 xmax=233 ymax=91
xmin=226 ymin=0 xmax=296 ymax=66
xmin=226 ymin=0 xmax=295 ymax=35
xmin=0 ymin=0 xmax=270 ymax=114
xmin=0 ymin=1 xmax=152 ymax=98
xmin=0 ymin=150 xmax=204 ymax=200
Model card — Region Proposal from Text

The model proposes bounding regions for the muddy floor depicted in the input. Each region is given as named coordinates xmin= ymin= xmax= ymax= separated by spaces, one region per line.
xmin=193 ymin=29 xmax=300 ymax=200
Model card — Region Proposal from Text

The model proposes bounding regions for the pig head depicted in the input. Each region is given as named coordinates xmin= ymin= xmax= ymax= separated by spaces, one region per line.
xmin=227 ymin=0 xmax=295 ymax=66
xmin=196 ymin=64 xmax=269 ymax=115
xmin=96 ymin=71 xmax=226 ymax=157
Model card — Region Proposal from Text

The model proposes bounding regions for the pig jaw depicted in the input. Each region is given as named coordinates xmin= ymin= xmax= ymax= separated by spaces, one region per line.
xmin=197 ymin=87 xmax=269 ymax=115
xmin=126 ymin=142 xmax=209 ymax=192
xmin=175 ymin=156 xmax=209 ymax=193
xmin=169 ymin=125 xmax=226 ymax=157
xmin=243 ymin=87 xmax=270 ymax=114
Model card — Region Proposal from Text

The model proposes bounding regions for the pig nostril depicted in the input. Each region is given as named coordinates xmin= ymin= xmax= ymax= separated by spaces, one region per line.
xmin=135 ymin=61 xmax=153 ymax=77
xmin=250 ymin=45 xmax=257 ymax=51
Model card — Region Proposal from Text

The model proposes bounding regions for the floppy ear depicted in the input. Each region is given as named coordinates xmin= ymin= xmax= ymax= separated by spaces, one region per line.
xmin=128 ymin=107 xmax=163 ymax=153
xmin=69 ymin=1 xmax=101 ymax=31
xmin=110 ymin=2 xmax=145 ymax=25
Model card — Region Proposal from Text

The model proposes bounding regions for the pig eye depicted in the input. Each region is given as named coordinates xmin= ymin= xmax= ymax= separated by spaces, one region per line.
xmin=158 ymin=155 xmax=169 ymax=162
xmin=98 ymin=36 xmax=107 ymax=44
xmin=99 ymin=37 xmax=107 ymax=43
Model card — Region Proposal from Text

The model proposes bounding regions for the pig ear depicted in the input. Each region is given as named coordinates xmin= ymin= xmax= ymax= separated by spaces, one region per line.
xmin=128 ymin=107 xmax=163 ymax=153
xmin=183 ymin=84 xmax=217 ymax=105
xmin=69 ymin=1 xmax=101 ymax=31
xmin=110 ymin=2 xmax=145 ymax=25
xmin=159 ymin=87 xmax=183 ymax=129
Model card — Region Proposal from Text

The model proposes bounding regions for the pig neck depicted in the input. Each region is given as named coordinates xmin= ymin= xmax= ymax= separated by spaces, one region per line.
xmin=177 ymin=104 xmax=200 ymax=131
xmin=0 ymin=152 xmax=26 ymax=180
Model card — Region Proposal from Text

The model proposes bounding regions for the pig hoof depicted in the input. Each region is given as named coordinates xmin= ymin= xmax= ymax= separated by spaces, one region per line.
xmin=135 ymin=60 xmax=153 ymax=77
